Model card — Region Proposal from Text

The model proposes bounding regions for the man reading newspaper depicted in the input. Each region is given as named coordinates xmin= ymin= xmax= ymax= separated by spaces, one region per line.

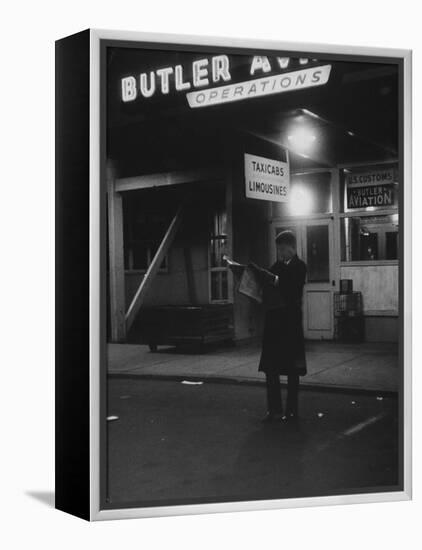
xmin=227 ymin=230 xmax=307 ymax=423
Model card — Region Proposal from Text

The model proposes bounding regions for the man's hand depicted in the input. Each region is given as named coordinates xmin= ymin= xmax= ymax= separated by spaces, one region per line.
xmin=248 ymin=263 xmax=279 ymax=287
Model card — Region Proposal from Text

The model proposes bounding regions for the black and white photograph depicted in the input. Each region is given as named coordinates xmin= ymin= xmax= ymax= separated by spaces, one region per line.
xmin=100 ymin=37 xmax=408 ymax=512
xmin=3 ymin=0 xmax=421 ymax=543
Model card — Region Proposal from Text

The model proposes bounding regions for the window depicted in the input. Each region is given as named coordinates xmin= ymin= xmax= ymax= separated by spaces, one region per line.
xmin=340 ymin=164 xmax=399 ymax=263
xmin=209 ymin=195 xmax=229 ymax=302
xmin=340 ymin=214 xmax=399 ymax=262
xmin=306 ymin=224 xmax=330 ymax=282
xmin=340 ymin=164 xmax=399 ymax=213
xmin=386 ymin=231 xmax=398 ymax=260
xmin=272 ymin=171 xmax=332 ymax=218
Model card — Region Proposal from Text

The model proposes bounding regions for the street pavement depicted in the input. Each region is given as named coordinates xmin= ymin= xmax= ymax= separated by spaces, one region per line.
xmin=106 ymin=378 xmax=400 ymax=507
xmin=108 ymin=340 xmax=399 ymax=393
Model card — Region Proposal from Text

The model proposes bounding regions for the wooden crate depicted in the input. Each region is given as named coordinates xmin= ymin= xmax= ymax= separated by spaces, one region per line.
xmin=127 ymin=304 xmax=234 ymax=350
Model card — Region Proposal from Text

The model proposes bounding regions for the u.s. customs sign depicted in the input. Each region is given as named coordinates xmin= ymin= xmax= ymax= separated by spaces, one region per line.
xmin=346 ymin=168 xmax=396 ymax=209
xmin=244 ymin=153 xmax=289 ymax=203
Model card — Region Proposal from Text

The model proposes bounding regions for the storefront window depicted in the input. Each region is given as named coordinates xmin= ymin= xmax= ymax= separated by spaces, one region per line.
xmin=209 ymin=200 xmax=228 ymax=302
xmin=272 ymin=171 xmax=332 ymax=218
xmin=340 ymin=164 xmax=398 ymax=213
xmin=210 ymin=209 xmax=227 ymax=268
xmin=340 ymin=213 xmax=399 ymax=262
xmin=210 ymin=270 xmax=228 ymax=302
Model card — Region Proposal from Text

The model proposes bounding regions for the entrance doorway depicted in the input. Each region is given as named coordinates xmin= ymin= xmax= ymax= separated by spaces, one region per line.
xmin=272 ymin=218 xmax=335 ymax=340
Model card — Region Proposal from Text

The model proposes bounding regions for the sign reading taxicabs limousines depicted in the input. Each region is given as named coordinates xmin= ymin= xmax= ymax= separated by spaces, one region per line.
xmin=346 ymin=168 xmax=396 ymax=209
xmin=244 ymin=153 xmax=289 ymax=203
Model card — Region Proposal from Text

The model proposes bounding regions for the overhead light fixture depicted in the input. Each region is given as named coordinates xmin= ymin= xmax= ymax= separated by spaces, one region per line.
xmin=301 ymin=108 xmax=320 ymax=119
xmin=287 ymin=126 xmax=317 ymax=155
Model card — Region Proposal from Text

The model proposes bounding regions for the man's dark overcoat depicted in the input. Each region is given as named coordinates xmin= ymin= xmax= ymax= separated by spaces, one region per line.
xmin=257 ymin=255 xmax=307 ymax=376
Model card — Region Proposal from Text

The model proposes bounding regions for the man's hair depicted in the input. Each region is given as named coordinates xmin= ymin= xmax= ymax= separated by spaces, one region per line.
xmin=275 ymin=230 xmax=296 ymax=248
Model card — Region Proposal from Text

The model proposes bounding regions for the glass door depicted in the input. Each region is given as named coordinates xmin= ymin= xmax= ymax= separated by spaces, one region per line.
xmin=302 ymin=219 xmax=335 ymax=339
xmin=273 ymin=219 xmax=335 ymax=340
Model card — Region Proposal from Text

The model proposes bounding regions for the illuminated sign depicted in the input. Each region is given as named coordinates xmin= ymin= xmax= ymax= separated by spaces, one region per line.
xmin=346 ymin=168 xmax=396 ymax=209
xmin=244 ymin=153 xmax=289 ymax=203
xmin=121 ymin=55 xmax=231 ymax=102
xmin=120 ymin=55 xmax=332 ymax=108
xmin=187 ymin=65 xmax=331 ymax=108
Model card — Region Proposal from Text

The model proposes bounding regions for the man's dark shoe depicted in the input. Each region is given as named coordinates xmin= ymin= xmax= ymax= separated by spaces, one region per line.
xmin=283 ymin=411 xmax=299 ymax=422
xmin=261 ymin=412 xmax=284 ymax=423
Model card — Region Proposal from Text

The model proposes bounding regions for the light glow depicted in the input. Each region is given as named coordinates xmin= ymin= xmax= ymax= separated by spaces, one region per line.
xmin=288 ymin=184 xmax=314 ymax=216
xmin=301 ymin=108 xmax=320 ymax=119
xmin=287 ymin=126 xmax=317 ymax=155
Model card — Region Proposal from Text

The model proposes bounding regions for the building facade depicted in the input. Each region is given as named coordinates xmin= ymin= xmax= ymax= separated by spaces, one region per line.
xmin=105 ymin=48 xmax=399 ymax=346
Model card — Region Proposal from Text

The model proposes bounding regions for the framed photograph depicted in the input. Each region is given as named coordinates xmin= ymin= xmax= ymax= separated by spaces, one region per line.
xmin=55 ymin=29 xmax=412 ymax=521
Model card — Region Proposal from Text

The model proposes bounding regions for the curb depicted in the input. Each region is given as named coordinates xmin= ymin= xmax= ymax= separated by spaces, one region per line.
xmin=107 ymin=372 xmax=398 ymax=397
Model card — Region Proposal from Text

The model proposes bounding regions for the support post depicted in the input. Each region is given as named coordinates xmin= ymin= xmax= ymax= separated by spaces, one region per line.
xmin=224 ymin=160 xmax=234 ymax=303
xmin=107 ymin=161 xmax=126 ymax=342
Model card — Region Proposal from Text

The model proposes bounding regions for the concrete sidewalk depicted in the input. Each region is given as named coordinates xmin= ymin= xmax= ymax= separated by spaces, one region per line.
xmin=107 ymin=340 xmax=399 ymax=393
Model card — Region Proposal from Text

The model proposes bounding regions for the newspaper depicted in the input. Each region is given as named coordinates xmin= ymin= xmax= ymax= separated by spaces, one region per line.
xmin=224 ymin=256 xmax=263 ymax=304
xmin=238 ymin=267 xmax=263 ymax=303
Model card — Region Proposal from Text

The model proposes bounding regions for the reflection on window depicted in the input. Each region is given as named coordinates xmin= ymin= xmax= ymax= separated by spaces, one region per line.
xmin=211 ymin=271 xmax=228 ymax=302
xmin=210 ymin=209 xmax=227 ymax=268
xmin=386 ymin=232 xmax=398 ymax=260
xmin=272 ymin=172 xmax=332 ymax=217
xmin=210 ymin=195 xmax=228 ymax=302
xmin=341 ymin=165 xmax=399 ymax=213
xmin=306 ymin=225 xmax=330 ymax=282
xmin=341 ymin=214 xmax=398 ymax=262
